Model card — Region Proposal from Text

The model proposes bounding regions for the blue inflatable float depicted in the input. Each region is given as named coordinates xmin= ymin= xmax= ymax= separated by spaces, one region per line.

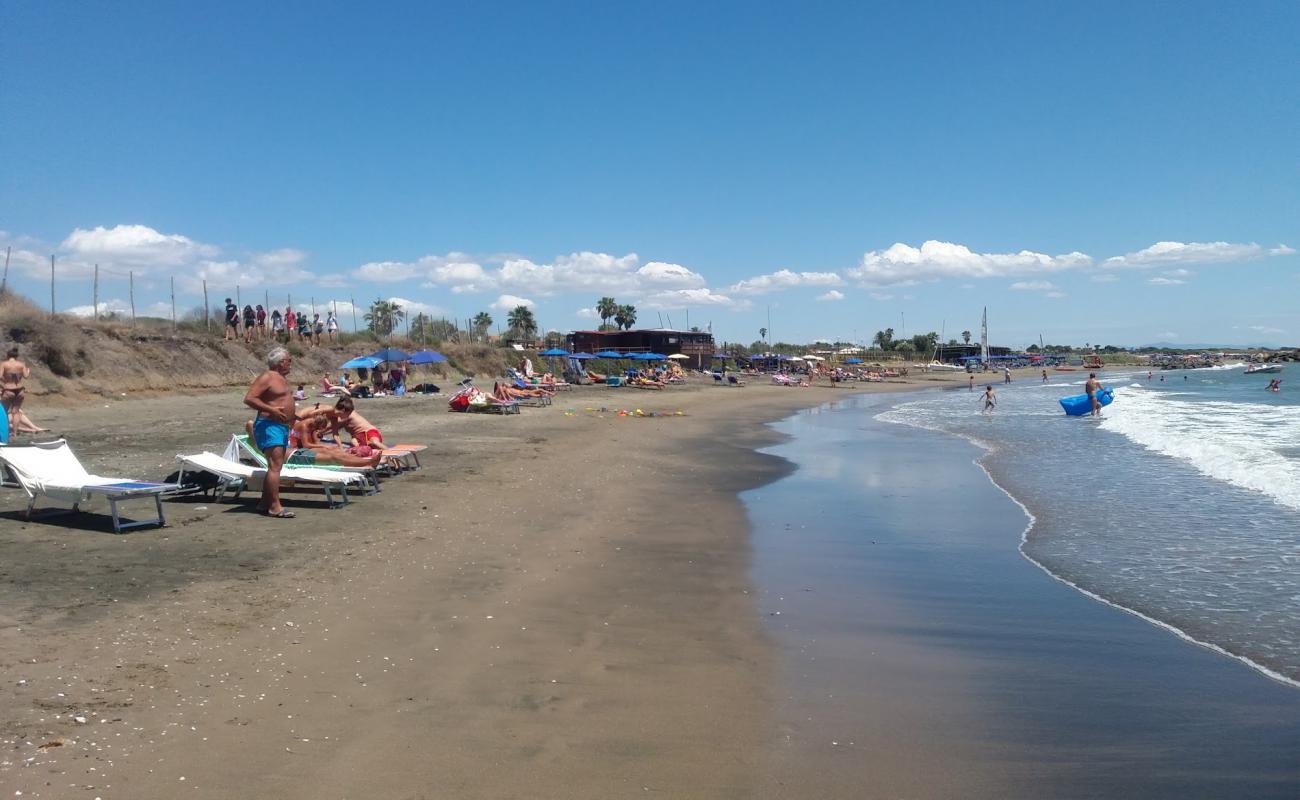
xmin=1060 ymin=387 xmax=1113 ymax=416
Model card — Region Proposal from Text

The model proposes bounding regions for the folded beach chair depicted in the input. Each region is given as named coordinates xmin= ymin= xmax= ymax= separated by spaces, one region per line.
xmin=226 ymin=435 xmax=376 ymax=497
xmin=0 ymin=439 xmax=177 ymax=533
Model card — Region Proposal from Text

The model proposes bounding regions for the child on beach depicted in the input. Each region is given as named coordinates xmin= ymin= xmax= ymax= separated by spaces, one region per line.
xmin=982 ymin=385 xmax=996 ymax=413
xmin=977 ymin=387 xmax=998 ymax=413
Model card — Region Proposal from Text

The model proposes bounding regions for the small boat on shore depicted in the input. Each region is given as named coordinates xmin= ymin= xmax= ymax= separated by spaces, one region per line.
xmin=1245 ymin=364 xmax=1283 ymax=375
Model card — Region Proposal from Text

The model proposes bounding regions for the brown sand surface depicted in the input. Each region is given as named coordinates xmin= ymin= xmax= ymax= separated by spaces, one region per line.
xmin=0 ymin=367 xmax=1026 ymax=799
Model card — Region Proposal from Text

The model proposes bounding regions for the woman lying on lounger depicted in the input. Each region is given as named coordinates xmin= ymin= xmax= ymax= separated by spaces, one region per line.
xmin=493 ymin=382 xmax=550 ymax=401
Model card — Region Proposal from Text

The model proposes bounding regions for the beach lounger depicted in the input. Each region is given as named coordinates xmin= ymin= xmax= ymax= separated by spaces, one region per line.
xmin=0 ymin=439 xmax=177 ymax=532
xmin=225 ymin=436 xmax=375 ymax=498
xmin=179 ymin=450 xmax=360 ymax=508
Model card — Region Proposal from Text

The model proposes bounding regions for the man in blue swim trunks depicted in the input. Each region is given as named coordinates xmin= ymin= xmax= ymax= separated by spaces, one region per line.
xmin=243 ymin=346 xmax=297 ymax=518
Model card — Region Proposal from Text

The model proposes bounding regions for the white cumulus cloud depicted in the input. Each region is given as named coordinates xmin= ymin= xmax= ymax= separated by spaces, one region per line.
xmin=848 ymin=241 xmax=1091 ymax=286
xmin=640 ymin=288 xmax=742 ymax=310
xmin=1009 ymin=280 xmax=1057 ymax=291
xmin=815 ymin=290 xmax=845 ymax=302
xmin=61 ymin=224 xmax=220 ymax=267
xmin=491 ymin=294 xmax=535 ymax=311
xmin=1104 ymin=241 xmax=1292 ymax=269
xmin=1148 ymin=276 xmax=1185 ymax=286
xmin=729 ymin=269 xmax=843 ymax=295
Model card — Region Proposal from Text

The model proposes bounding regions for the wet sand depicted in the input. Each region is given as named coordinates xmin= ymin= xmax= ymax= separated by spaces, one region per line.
xmin=0 ymin=371 xmax=973 ymax=799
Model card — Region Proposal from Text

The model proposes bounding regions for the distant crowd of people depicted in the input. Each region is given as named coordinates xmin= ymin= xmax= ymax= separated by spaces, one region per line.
xmin=223 ymin=298 xmax=339 ymax=347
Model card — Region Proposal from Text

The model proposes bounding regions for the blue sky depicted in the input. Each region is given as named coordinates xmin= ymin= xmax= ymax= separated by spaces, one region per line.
xmin=3 ymin=1 xmax=1297 ymax=347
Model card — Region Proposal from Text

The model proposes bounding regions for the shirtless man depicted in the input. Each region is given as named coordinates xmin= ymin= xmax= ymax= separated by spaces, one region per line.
xmin=243 ymin=346 xmax=296 ymax=518
xmin=1085 ymin=372 xmax=1105 ymax=417
xmin=1 ymin=347 xmax=48 ymax=434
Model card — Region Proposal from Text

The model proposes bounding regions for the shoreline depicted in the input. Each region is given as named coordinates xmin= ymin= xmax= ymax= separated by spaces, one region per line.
xmin=746 ymin=392 xmax=1300 ymax=797
xmin=882 ymin=375 xmax=1300 ymax=690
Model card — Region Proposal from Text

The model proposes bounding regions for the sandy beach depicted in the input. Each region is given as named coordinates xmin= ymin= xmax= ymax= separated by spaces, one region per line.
xmin=0 ymin=369 xmax=978 ymax=799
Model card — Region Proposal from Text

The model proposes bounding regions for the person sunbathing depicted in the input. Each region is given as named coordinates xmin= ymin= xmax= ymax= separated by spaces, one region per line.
xmin=494 ymin=382 xmax=548 ymax=401
xmin=321 ymin=373 xmax=352 ymax=396
xmin=587 ymin=370 xmax=608 ymax=382
xmin=291 ymin=417 xmax=382 ymax=468
xmin=628 ymin=373 xmax=665 ymax=389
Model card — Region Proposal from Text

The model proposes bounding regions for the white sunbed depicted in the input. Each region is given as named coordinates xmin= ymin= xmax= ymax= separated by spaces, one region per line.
xmin=177 ymin=450 xmax=363 ymax=509
xmin=0 ymin=439 xmax=177 ymax=533
xmin=225 ymin=435 xmax=380 ymax=494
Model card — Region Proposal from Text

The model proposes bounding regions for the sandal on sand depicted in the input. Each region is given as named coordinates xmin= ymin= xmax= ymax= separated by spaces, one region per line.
xmin=262 ymin=509 xmax=296 ymax=519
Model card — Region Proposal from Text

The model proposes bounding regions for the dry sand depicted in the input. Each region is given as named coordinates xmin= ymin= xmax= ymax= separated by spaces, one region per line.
xmin=0 ymin=368 xmax=1009 ymax=798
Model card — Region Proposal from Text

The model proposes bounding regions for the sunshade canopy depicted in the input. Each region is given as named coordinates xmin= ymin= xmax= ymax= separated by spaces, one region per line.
xmin=341 ymin=355 xmax=383 ymax=369
xmin=408 ymin=350 xmax=448 ymax=364
xmin=666 ymin=354 xmax=690 ymax=360
xmin=595 ymin=350 xmax=624 ymax=358
xmin=539 ymin=348 xmax=570 ymax=356
xmin=368 ymin=347 xmax=411 ymax=362
xmin=569 ymin=352 xmax=597 ymax=360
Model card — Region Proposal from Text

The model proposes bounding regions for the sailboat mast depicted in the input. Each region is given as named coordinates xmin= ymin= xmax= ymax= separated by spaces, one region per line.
xmin=980 ymin=307 xmax=989 ymax=364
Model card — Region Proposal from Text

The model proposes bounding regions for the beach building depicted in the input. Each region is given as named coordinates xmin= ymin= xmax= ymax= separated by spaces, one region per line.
xmin=934 ymin=343 xmax=1012 ymax=363
xmin=567 ymin=328 xmax=715 ymax=368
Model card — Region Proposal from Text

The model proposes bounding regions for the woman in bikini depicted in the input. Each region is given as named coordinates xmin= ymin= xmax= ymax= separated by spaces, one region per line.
xmin=1 ymin=347 xmax=48 ymax=434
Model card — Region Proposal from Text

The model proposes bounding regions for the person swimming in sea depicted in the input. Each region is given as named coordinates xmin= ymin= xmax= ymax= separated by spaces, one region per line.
xmin=982 ymin=385 xmax=996 ymax=413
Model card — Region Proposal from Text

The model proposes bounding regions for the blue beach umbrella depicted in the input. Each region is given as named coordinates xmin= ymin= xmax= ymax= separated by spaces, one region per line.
xmin=844 ymin=357 xmax=864 ymax=364
xmin=539 ymin=348 xmax=570 ymax=357
xmin=341 ymin=355 xmax=382 ymax=369
xmin=570 ymin=352 xmax=597 ymax=360
xmin=595 ymin=351 xmax=624 ymax=359
xmin=408 ymin=350 xmax=448 ymax=364
xmin=368 ymin=347 xmax=411 ymax=362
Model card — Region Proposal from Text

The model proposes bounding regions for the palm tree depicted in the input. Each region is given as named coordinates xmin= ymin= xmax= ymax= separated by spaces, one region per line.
xmin=873 ymin=327 xmax=895 ymax=350
xmin=411 ymin=312 xmax=431 ymax=344
xmin=596 ymin=297 xmax=618 ymax=329
xmin=472 ymin=312 xmax=493 ymax=342
xmin=364 ymin=298 xmax=405 ymax=337
xmin=961 ymin=330 xmax=971 ymax=345
xmin=759 ymin=327 xmax=767 ymax=343
xmin=614 ymin=303 xmax=637 ymax=330
xmin=507 ymin=305 xmax=538 ymax=342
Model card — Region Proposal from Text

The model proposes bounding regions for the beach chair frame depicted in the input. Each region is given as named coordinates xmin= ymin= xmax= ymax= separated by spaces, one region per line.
xmin=0 ymin=440 xmax=176 ymax=533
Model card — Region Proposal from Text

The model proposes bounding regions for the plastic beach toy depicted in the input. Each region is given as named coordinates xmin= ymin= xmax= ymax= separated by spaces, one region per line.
xmin=1059 ymin=387 xmax=1114 ymax=416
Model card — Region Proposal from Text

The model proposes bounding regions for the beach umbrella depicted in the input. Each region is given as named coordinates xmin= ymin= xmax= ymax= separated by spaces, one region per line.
xmin=570 ymin=352 xmax=597 ymax=360
xmin=408 ymin=350 xmax=448 ymax=364
xmin=539 ymin=348 xmax=570 ymax=357
xmin=340 ymin=355 xmax=382 ymax=369
xmin=844 ymin=357 xmax=864 ymax=364
xmin=666 ymin=353 xmax=690 ymax=360
xmin=805 ymin=355 xmax=825 ymax=361
xmin=595 ymin=350 xmax=624 ymax=359
xmin=368 ymin=347 xmax=411 ymax=362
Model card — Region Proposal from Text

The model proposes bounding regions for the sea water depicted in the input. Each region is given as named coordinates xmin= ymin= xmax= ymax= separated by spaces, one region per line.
xmin=879 ymin=365 xmax=1300 ymax=685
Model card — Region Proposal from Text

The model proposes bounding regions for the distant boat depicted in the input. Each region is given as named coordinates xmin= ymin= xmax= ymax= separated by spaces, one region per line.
xmin=1244 ymin=364 xmax=1282 ymax=375
xmin=926 ymin=361 xmax=965 ymax=372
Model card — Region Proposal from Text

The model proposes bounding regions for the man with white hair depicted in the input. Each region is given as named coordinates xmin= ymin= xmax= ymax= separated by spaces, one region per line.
xmin=243 ymin=347 xmax=296 ymax=518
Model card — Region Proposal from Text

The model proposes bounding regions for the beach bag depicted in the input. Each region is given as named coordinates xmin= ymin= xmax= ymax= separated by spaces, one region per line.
xmin=448 ymin=390 xmax=471 ymax=411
